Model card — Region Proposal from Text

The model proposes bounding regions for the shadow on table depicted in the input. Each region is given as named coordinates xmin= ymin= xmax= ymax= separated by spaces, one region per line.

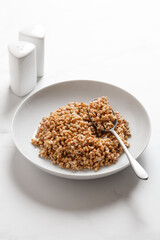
xmin=2 ymin=87 xmax=23 ymax=117
xmin=10 ymin=148 xmax=148 ymax=212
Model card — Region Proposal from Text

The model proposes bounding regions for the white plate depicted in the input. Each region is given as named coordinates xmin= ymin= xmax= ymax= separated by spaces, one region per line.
xmin=12 ymin=80 xmax=151 ymax=180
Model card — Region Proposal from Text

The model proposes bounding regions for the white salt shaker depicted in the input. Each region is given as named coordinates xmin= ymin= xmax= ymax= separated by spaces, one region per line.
xmin=19 ymin=24 xmax=45 ymax=77
xmin=8 ymin=41 xmax=36 ymax=97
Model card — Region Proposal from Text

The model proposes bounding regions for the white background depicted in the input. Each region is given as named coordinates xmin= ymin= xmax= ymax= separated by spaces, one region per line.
xmin=0 ymin=0 xmax=160 ymax=239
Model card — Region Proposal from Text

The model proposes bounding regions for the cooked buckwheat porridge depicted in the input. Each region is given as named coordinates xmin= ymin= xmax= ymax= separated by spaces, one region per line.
xmin=31 ymin=96 xmax=131 ymax=171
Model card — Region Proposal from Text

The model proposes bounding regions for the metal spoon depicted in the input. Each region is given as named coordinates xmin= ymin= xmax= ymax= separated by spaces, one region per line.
xmin=88 ymin=106 xmax=148 ymax=180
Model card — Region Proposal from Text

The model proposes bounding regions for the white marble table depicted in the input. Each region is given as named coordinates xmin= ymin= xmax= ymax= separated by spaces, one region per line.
xmin=0 ymin=0 xmax=160 ymax=239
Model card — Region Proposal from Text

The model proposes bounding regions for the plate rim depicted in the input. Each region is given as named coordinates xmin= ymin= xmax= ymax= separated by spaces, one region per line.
xmin=12 ymin=79 xmax=151 ymax=179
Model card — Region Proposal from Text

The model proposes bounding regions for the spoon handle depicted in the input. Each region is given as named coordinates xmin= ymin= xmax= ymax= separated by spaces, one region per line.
xmin=111 ymin=129 xmax=148 ymax=180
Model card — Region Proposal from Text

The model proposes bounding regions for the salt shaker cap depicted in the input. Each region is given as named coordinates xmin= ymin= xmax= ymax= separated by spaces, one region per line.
xmin=8 ymin=41 xmax=35 ymax=59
